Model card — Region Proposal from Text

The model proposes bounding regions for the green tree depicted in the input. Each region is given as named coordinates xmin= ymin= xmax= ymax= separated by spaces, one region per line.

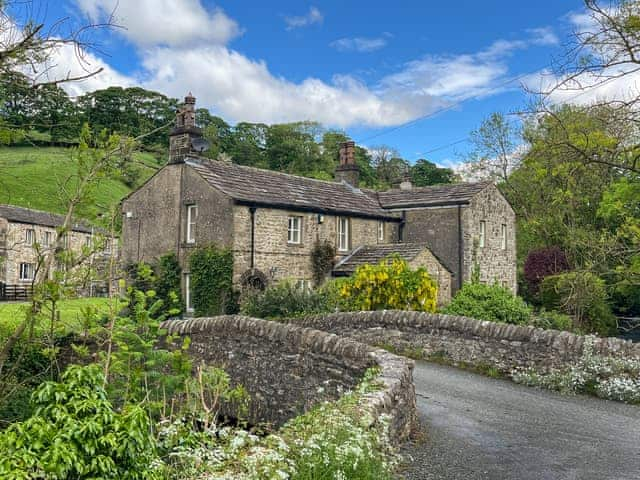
xmin=410 ymin=158 xmax=457 ymax=186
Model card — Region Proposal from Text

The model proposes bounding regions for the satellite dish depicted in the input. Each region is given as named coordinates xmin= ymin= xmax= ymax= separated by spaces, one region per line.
xmin=191 ymin=137 xmax=211 ymax=153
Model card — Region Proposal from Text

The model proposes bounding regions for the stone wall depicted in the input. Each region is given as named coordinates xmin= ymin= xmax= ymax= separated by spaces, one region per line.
xmin=289 ymin=311 xmax=640 ymax=373
xmin=161 ymin=315 xmax=416 ymax=441
xmin=232 ymin=205 xmax=400 ymax=286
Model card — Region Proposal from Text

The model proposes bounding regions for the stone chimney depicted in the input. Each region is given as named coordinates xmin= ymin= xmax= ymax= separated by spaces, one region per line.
xmin=169 ymin=93 xmax=203 ymax=164
xmin=391 ymin=167 xmax=413 ymax=190
xmin=335 ymin=140 xmax=360 ymax=187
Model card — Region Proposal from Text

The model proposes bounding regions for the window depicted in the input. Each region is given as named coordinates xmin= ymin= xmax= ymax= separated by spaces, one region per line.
xmin=186 ymin=205 xmax=197 ymax=244
xmin=501 ymin=224 xmax=507 ymax=250
xmin=378 ymin=221 xmax=384 ymax=242
xmin=288 ymin=216 xmax=302 ymax=244
xmin=479 ymin=221 xmax=486 ymax=248
xmin=85 ymin=235 xmax=92 ymax=247
xmin=42 ymin=231 xmax=52 ymax=247
xmin=338 ymin=217 xmax=350 ymax=252
xmin=25 ymin=229 xmax=34 ymax=246
xmin=185 ymin=274 xmax=193 ymax=313
xmin=104 ymin=238 xmax=111 ymax=254
xmin=295 ymin=279 xmax=310 ymax=291
xmin=19 ymin=263 xmax=35 ymax=281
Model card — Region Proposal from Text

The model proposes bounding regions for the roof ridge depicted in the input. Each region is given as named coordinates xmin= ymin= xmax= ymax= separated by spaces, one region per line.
xmin=383 ymin=181 xmax=492 ymax=194
xmin=187 ymin=155 xmax=370 ymax=193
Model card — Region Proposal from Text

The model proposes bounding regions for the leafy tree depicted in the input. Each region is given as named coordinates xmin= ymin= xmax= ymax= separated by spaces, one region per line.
xmin=338 ymin=255 xmax=438 ymax=312
xmin=523 ymin=247 xmax=571 ymax=298
xmin=410 ymin=158 xmax=457 ymax=186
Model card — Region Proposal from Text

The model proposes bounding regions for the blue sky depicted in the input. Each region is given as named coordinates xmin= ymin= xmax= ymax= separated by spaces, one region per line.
xmin=16 ymin=0 xmax=588 ymax=166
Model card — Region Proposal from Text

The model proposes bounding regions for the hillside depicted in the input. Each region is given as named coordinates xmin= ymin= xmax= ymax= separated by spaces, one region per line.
xmin=0 ymin=146 xmax=161 ymax=220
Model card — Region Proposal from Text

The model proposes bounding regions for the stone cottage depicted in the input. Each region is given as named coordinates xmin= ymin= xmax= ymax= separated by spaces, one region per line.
xmin=121 ymin=95 xmax=516 ymax=311
xmin=0 ymin=204 xmax=117 ymax=300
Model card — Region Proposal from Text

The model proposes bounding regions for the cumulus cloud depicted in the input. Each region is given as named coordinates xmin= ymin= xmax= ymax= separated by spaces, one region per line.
xmin=141 ymin=46 xmax=434 ymax=127
xmin=330 ymin=36 xmax=388 ymax=53
xmin=54 ymin=0 xmax=562 ymax=127
xmin=75 ymin=0 xmax=241 ymax=47
xmin=283 ymin=6 xmax=323 ymax=30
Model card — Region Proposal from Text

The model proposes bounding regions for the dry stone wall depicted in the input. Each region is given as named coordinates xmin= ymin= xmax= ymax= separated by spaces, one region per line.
xmin=161 ymin=315 xmax=416 ymax=441
xmin=289 ymin=311 xmax=640 ymax=373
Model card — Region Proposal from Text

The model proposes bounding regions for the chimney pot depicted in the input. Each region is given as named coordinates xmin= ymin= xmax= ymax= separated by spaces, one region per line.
xmin=335 ymin=140 xmax=360 ymax=186
xmin=169 ymin=92 xmax=202 ymax=164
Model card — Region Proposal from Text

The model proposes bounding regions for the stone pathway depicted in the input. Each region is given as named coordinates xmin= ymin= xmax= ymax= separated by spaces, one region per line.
xmin=401 ymin=361 xmax=640 ymax=480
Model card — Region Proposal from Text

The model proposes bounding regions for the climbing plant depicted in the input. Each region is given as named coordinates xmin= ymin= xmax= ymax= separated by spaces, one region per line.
xmin=310 ymin=240 xmax=336 ymax=286
xmin=189 ymin=245 xmax=235 ymax=316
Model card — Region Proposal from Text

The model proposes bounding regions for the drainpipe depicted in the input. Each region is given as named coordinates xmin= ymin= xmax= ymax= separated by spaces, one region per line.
xmin=249 ymin=207 xmax=256 ymax=270
xmin=457 ymin=205 xmax=463 ymax=290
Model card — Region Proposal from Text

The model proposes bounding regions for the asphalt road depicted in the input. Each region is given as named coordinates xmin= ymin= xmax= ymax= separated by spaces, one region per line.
xmin=402 ymin=361 xmax=640 ymax=480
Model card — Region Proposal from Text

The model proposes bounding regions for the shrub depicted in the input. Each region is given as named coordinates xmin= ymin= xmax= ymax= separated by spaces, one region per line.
xmin=0 ymin=364 xmax=160 ymax=479
xmin=443 ymin=282 xmax=532 ymax=325
xmin=240 ymin=281 xmax=338 ymax=319
xmin=190 ymin=245 xmax=235 ymax=316
xmin=523 ymin=247 xmax=570 ymax=298
xmin=540 ymin=271 xmax=616 ymax=335
xmin=530 ymin=309 xmax=577 ymax=332
xmin=339 ymin=255 xmax=438 ymax=312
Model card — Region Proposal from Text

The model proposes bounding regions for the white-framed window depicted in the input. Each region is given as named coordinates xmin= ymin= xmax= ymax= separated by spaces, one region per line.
xmin=185 ymin=274 xmax=194 ymax=313
xmin=479 ymin=221 xmax=486 ymax=248
xmin=295 ymin=279 xmax=311 ymax=291
xmin=287 ymin=216 xmax=302 ymax=244
xmin=338 ymin=217 xmax=350 ymax=252
xmin=19 ymin=263 xmax=35 ymax=281
xmin=42 ymin=231 xmax=52 ymax=247
xmin=186 ymin=205 xmax=197 ymax=244
xmin=501 ymin=224 xmax=507 ymax=250
xmin=25 ymin=229 xmax=34 ymax=246
xmin=85 ymin=235 xmax=92 ymax=247
xmin=378 ymin=221 xmax=384 ymax=242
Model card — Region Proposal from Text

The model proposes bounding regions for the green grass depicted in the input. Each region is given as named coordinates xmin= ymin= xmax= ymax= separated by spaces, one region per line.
xmin=0 ymin=146 xmax=160 ymax=219
xmin=0 ymin=297 xmax=122 ymax=342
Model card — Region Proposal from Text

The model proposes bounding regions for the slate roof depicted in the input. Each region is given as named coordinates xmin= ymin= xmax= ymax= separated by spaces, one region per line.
xmin=0 ymin=204 xmax=94 ymax=233
xmin=332 ymin=242 xmax=451 ymax=276
xmin=186 ymin=157 xmax=400 ymax=220
xmin=377 ymin=182 xmax=491 ymax=209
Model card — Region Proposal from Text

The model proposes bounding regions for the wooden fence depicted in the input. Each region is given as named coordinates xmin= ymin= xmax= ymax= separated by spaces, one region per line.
xmin=0 ymin=283 xmax=33 ymax=302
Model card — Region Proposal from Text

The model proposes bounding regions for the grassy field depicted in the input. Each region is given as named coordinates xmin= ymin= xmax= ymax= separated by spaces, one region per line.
xmin=0 ymin=146 xmax=160 ymax=219
xmin=0 ymin=297 xmax=123 ymax=342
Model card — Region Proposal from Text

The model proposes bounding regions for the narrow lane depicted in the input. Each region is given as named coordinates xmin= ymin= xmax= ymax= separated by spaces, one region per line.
xmin=402 ymin=361 xmax=640 ymax=480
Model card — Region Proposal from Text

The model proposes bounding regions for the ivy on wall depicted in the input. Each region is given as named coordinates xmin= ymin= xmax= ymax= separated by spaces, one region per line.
xmin=311 ymin=240 xmax=336 ymax=286
xmin=190 ymin=245 xmax=235 ymax=316
xmin=155 ymin=253 xmax=182 ymax=311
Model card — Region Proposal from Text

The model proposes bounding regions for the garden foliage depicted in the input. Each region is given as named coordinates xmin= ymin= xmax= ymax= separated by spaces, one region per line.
xmin=189 ymin=245 xmax=236 ymax=316
xmin=523 ymin=247 xmax=570 ymax=298
xmin=540 ymin=271 xmax=616 ymax=335
xmin=443 ymin=281 xmax=532 ymax=325
xmin=240 ymin=281 xmax=337 ymax=319
xmin=0 ymin=364 xmax=160 ymax=479
xmin=338 ymin=255 xmax=438 ymax=312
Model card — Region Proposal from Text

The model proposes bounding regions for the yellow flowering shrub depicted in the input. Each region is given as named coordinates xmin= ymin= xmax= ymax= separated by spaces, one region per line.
xmin=339 ymin=255 xmax=438 ymax=312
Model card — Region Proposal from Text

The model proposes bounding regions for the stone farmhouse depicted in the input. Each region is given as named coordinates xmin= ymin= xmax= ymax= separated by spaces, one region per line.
xmin=121 ymin=95 xmax=516 ymax=312
xmin=0 ymin=204 xmax=116 ymax=300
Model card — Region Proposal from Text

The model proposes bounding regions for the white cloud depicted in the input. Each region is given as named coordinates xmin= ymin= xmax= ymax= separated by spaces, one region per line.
xmin=75 ymin=0 xmax=241 ymax=47
xmin=283 ymin=6 xmax=323 ymax=30
xmin=141 ymin=45 xmax=433 ymax=127
xmin=527 ymin=27 xmax=560 ymax=46
xmin=330 ymin=36 xmax=388 ymax=53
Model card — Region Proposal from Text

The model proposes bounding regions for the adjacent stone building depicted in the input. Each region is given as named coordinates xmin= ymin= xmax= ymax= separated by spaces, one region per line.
xmin=121 ymin=95 xmax=516 ymax=311
xmin=0 ymin=204 xmax=117 ymax=299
